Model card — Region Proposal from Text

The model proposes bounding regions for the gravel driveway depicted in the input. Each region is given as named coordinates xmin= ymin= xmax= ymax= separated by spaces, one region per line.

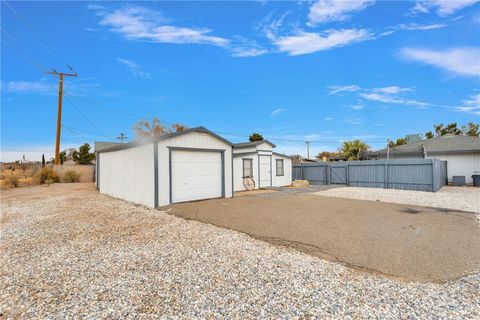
xmin=1 ymin=183 xmax=479 ymax=318
xmin=314 ymin=186 xmax=480 ymax=214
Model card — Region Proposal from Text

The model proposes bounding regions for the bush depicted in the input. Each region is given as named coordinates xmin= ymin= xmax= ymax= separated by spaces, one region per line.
xmin=63 ymin=170 xmax=80 ymax=183
xmin=8 ymin=174 xmax=19 ymax=187
xmin=33 ymin=167 xmax=59 ymax=185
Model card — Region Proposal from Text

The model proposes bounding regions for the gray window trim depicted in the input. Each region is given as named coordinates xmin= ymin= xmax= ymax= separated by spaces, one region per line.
xmin=168 ymin=146 xmax=226 ymax=204
xmin=276 ymin=159 xmax=285 ymax=176
xmin=242 ymin=158 xmax=253 ymax=178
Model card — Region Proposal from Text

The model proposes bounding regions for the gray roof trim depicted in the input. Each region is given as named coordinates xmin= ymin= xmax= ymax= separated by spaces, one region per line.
xmin=97 ymin=126 xmax=233 ymax=153
xmin=94 ymin=141 xmax=122 ymax=152
xmin=233 ymin=140 xmax=276 ymax=148
xmin=272 ymin=152 xmax=291 ymax=159
xmin=372 ymin=135 xmax=480 ymax=155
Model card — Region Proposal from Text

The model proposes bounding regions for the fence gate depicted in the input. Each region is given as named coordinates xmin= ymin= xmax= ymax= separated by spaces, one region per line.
xmin=330 ymin=165 xmax=347 ymax=184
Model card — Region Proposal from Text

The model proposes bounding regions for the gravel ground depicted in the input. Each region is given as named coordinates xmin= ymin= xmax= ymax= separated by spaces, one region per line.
xmin=314 ymin=186 xmax=480 ymax=214
xmin=1 ymin=183 xmax=479 ymax=318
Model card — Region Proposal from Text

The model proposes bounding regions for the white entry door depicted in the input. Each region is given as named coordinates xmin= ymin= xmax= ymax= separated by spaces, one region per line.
xmin=171 ymin=149 xmax=223 ymax=203
xmin=258 ymin=155 xmax=271 ymax=188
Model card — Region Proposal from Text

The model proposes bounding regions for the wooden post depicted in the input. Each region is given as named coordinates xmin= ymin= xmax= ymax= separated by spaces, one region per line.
xmin=46 ymin=70 xmax=77 ymax=164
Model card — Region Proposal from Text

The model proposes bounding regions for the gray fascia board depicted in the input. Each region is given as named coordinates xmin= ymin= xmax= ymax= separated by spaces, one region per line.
xmin=98 ymin=126 xmax=234 ymax=153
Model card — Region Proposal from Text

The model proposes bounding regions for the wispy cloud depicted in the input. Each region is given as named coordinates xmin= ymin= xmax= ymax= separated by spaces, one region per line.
xmin=400 ymin=47 xmax=480 ymax=77
xmin=117 ymin=58 xmax=152 ymax=79
xmin=359 ymin=93 xmax=428 ymax=107
xmin=231 ymin=47 xmax=268 ymax=57
xmin=328 ymin=85 xmax=361 ymax=95
xmin=324 ymin=117 xmax=334 ymax=120
xmin=230 ymin=37 xmax=268 ymax=57
xmin=350 ymin=103 xmax=365 ymax=110
xmin=344 ymin=118 xmax=362 ymax=125
xmin=273 ymin=29 xmax=372 ymax=56
xmin=2 ymin=81 xmax=53 ymax=94
xmin=307 ymin=0 xmax=376 ymax=26
xmin=270 ymin=108 xmax=287 ymax=117
xmin=92 ymin=4 xmax=229 ymax=47
xmin=456 ymin=94 xmax=480 ymax=115
xmin=329 ymin=84 xmax=429 ymax=108
xmin=397 ymin=23 xmax=447 ymax=31
xmin=411 ymin=0 xmax=479 ymax=16
xmin=372 ymin=86 xmax=413 ymax=94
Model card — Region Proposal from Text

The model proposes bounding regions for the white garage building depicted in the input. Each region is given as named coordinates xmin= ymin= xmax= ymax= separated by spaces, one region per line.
xmin=232 ymin=140 xmax=292 ymax=191
xmin=96 ymin=127 xmax=234 ymax=208
xmin=95 ymin=127 xmax=292 ymax=207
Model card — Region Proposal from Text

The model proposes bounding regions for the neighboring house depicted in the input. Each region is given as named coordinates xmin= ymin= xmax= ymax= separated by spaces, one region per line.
xmin=233 ymin=140 xmax=292 ymax=191
xmin=369 ymin=134 xmax=480 ymax=184
xmin=291 ymin=155 xmax=317 ymax=164
xmin=95 ymin=127 xmax=292 ymax=208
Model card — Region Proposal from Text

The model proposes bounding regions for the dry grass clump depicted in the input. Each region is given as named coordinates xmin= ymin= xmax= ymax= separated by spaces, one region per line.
xmin=7 ymin=174 xmax=19 ymax=187
xmin=33 ymin=167 xmax=59 ymax=185
xmin=63 ymin=170 xmax=80 ymax=183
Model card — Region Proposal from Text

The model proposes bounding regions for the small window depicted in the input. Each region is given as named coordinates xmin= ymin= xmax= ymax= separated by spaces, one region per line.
xmin=243 ymin=159 xmax=253 ymax=177
xmin=276 ymin=159 xmax=284 ymax=176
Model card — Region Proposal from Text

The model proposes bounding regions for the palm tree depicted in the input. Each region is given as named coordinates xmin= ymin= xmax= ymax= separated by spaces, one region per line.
xmin=339 ymin=139 xmax=370 ymax=160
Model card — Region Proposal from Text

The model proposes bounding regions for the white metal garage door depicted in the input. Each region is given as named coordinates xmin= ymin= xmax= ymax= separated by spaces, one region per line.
xmin=171 ymin=149 xmax=223 ymax=203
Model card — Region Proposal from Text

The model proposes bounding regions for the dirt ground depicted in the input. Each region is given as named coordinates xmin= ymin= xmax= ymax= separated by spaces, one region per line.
xmin=168 ymin=191 xmax=480 ymax=282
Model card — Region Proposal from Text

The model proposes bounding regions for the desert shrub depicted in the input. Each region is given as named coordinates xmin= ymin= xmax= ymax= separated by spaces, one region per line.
xmin=63 ymin=170 xmax=80 ymax=183
xmin=33 ymin=167 xmax=59 ymax=185
xmin=8 ymin=174 xmax=19 ymax=187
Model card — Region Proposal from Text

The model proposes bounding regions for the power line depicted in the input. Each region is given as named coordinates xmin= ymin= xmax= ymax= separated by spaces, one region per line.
xmin=1 ymin=39 xmax=48 ymax=73
xmin=63 ymin=91 xmax=153 ymax=121
xmin=62 ymin=92 xmax=390 ymax=144
xmin=63 ymin=94 xmax=107 ymax=135
xmin=3 ymin=0 xmax=74 ymax=71
xmin=62 ymin=124 xmax=116 ymax=139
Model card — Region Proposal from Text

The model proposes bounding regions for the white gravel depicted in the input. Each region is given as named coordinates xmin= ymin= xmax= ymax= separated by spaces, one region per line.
xmin=314 ymin=186 xmax=480 ymax=214
xmin=1 ymin=184 xmax=479 ymax=318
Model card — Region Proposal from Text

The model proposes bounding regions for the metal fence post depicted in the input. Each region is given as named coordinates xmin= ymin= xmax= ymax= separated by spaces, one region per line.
xmin=384 ymin=160 xmax=388 ymax=189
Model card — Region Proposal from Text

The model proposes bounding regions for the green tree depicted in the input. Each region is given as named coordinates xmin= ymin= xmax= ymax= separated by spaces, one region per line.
xmin=425 ymin=131 xmax=434 ymax=139
xmin=339 ymin=139 xmax=370 ymax=160
xmin=41 ymin=154 xmax=45 ymax=167
xmin=316 ymin=151 xmax=338 ymax=161
xmin=433 ymin=122 xmax=462 ymax=136
xmin=249 ymin=132 xmax=264 ymax=142
xmin=73 ymin=143 xmax=95 ymax=164
xmin=59 ymin=151 xmax=67 ymax=165
xmin=388 ymin=138 xmax=407 ymax=148
xmin=461 ymin=122 xmax=479 ymax=137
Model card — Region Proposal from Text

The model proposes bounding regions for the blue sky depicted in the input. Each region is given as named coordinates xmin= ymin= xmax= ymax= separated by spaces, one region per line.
xmin=1 ymin=0 xmax=479 ymax=161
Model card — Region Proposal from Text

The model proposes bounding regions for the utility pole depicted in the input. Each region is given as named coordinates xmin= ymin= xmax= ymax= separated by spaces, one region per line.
xmin=305 ymin=141 xmax=311 ymax=160
xmin=117 ymin=133 xmax=128 ymax=143
xmin=46 ymin=70 xmax=77 ymax=164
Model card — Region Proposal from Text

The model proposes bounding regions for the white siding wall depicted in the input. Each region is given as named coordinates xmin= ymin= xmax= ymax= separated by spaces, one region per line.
xmin=256 ymin=142 xmax=273 ymax=151
xmin=233 ymin=154 xmax=259 ymax=191
xmin=157 ymin=132 xmax=233 ymax=206
xmin=99 ymin=143 xmax=155 ymax=207
xmin=234 ymin=153 xmax=292 ymax=191
xmin=428 ymin=153 xmax=480 ymax=184
xmin=272 ymin=154 xmax=292 ymax=187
